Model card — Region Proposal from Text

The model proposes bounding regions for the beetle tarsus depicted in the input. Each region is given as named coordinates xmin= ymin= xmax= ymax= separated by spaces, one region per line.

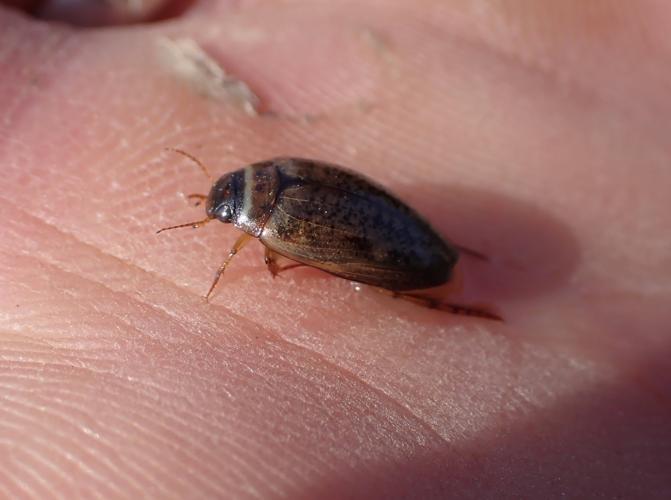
xmin=454 ymin=244 xmax=489 ymax=261
xmin=434 ymin=301 xmax=503 ymax=321
xmin=388 ymin=290 xmax=503 ymax=321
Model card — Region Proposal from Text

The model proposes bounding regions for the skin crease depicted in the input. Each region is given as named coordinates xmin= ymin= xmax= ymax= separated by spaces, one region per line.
xmin=1 ymin=0 xmax=671 ymax=498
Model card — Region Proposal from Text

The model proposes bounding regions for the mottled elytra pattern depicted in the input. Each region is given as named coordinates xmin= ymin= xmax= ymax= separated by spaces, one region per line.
xmin=258 ymin=158 xmax=458 ymax=291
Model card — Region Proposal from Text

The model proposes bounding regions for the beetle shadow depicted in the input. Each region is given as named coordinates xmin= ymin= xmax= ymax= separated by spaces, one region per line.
xmin=395 ymin=183 xmax=581 ymax=302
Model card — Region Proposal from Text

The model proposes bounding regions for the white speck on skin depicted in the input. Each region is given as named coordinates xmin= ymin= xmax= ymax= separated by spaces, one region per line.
xmin=81 ymin=426 xmax=101 ymax=439
xmin=156 ymin=37 xmax=260 ymax=116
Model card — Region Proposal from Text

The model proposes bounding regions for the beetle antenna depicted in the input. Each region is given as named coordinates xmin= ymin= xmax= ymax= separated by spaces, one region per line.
xmin=165 ymin=148 xmax=214 ymax=182
xmin=156 ymin=217 xmax=212 ymax=234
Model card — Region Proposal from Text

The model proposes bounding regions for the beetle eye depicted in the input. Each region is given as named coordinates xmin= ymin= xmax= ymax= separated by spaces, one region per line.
xmin=216 ymin=204 xmax=233 ymax=222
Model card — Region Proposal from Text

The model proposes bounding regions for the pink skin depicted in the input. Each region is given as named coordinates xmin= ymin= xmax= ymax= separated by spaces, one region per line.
xmin=1 ymin=1 xmax=671 ymax=497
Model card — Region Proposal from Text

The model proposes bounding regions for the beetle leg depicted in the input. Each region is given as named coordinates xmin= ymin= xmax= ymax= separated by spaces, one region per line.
xmin=186 ymin=193 xmax=208 ymax=207
xmin=263 ymin=247 xmax=281 ymax=277
xmin=205 ymin=233 xmax=253 ymax=300
xmin=380 ymin=289 xmax=503 ymax=321
xmin=263 ymin=247 xmax=304 ymax=278
xmin=156 ymin=216 xmax=212 ymax=234
xmin=454 ymin=244 xmax=489 ymax=261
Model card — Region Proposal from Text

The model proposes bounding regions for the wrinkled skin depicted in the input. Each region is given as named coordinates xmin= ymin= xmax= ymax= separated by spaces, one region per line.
xmin=1 ymin=1 xmax=670 ymax=498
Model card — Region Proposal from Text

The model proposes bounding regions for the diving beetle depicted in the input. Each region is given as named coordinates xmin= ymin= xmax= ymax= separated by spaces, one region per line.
xmin=157 ymin=149 xmax=501 ymax=320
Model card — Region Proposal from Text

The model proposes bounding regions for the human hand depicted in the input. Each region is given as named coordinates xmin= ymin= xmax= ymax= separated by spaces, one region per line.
xmin=1 ymin=1 xmax=670 ymax=497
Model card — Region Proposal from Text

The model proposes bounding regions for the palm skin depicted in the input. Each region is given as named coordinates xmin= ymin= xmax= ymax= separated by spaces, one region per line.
xmin=1 ymin=1 xmax=670 ymax=498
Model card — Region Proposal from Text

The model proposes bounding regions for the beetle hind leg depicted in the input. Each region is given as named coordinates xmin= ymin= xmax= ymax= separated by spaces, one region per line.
xmin=432 ymin=299 xmax=502 ymax=321
xmin=454 ymin=245 xmax=489 ymax=261
xmin=383 ymin=290 xmax=503 ymax=321
xmin=263 ymin=247 xmax=305 ymax=278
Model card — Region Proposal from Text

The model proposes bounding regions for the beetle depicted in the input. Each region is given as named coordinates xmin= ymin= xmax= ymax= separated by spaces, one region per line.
xmin=157 ymin=149 xmax=501 ymax=320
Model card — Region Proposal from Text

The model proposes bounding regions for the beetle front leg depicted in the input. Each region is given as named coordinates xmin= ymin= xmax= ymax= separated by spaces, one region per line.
xmin=205 ymin=233 xmax=253 ymax=300
xmin=263 ymin=247 xmax=304 ymax=279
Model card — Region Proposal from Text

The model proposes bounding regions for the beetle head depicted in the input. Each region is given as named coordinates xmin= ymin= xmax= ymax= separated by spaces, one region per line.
xmin=206 ymin=170 xmax=243 ymax=223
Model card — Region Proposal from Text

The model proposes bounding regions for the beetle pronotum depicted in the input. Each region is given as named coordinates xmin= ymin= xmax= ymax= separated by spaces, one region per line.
xmin=157 ymin=149 xmax=501 ymax=320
